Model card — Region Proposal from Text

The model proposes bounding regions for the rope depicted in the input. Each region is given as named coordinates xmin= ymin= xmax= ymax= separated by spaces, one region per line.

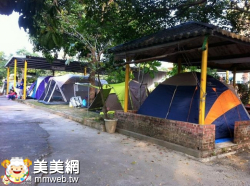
xmin=165 ymin=86 xmax=178 ymax=119
xmin=180 ymin=46 xmax=207 ymax=99
xmin=214 ymin=90 xmax=233 ymax=138
xmin=178 ymin=35 xmax=208 ymax=91
xmin=187 ymin=86 xmax=198 ymax=122
xmin=229 ymin=89 xmax=242 ymax=121
xmin=236 ymin=105 xmax=242 ymax=121
xmin=137 ymin=63 xmax=146 ymax=107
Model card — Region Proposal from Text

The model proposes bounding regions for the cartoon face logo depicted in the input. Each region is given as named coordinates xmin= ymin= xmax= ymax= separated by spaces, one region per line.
xmin=1 ymin=175 xmax=11 ymax=185
xmin=1 ymin=157 xmax=32 ymax=184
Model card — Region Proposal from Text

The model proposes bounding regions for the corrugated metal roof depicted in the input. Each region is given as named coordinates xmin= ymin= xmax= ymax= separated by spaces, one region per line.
xmin=109 ymin=22 xmax=250 ymax=54
xmin=109 ymin=22 xmax=250 ymax=71
xmin=5 ymin=56 xmax=89 ymax=73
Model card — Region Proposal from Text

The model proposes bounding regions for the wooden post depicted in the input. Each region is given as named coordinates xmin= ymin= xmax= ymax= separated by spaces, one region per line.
xmin=124 ymin=62 xmax=130 ymax=112
xmin=199 ymin=41 xmax=208 ymax=125
xmin=226 ymin=71 xmax=229 ymax=84
xmin=233 ymin=68 xmax=236 ymax=88
xmin=178 ymin=58 xmax=182 ymax=74
xmin=23 ymin=60 xmax=27 ymax=100
xmin=6 ymin=67 xmax=10 ymax=94
xmin=14 ymin=59 xmax=17 ymax=91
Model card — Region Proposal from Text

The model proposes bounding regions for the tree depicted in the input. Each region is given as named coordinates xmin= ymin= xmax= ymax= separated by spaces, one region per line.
xmin=0 ymin=52 xmax=7 ymax=85
xmin=2 ymin=1 xmax=250 ymax=39
xmin=28 ymin=0 xmax=167 ymax=102
xmin=167 ymin=64 xmax=219 ymax=79
xmin=15 ymin=48 xmax=40 ymax=57
xmin=128 ymin=0 xmax=250 ymax=34
xmin=4 ymin=0 xmax=250 ymax=103
xmin=29 ymin=0 xmax=250 ymax=103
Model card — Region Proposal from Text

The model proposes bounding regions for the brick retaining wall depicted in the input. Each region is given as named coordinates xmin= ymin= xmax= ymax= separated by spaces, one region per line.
xmin=234 ymin=120 xmax=250 ymax=144
xmin=115 ymin=111 xmax=215 ymax=151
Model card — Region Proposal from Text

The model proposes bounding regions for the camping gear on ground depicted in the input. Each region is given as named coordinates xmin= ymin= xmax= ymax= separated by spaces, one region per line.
xmin=38 ymin=74 xmax=107 ymax=105
xmin=82 ymin=99 xmax=87 ymax=107
xmin=89 ymin=80 xmax=148 ymax=111
xmin=137 ymin=72 xmax=250 ymax=140
xmin=70 ymin=96 xmax=83 ymax=107
xmin=74 ymin=83 xmax=91 ymax=108
xmin=27 ymin=76 xmax=52 ymax=99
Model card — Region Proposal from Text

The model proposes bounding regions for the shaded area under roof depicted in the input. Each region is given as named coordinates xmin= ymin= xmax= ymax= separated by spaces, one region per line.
xmin=5 ymin=56 xmax=89 ymax=73
xmin=109 ymin=21 xmax=250 ymax=72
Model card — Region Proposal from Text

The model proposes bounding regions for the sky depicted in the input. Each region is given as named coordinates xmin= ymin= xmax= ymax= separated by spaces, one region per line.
xmin=0 ymin=12 xmax=33 ymax=57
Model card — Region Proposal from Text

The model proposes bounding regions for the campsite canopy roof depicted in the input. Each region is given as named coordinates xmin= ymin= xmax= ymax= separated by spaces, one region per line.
xmin=5 ymin=56 xmax=89 ymax=73
xmin=109 ymin=21 xmax=250 ymax=72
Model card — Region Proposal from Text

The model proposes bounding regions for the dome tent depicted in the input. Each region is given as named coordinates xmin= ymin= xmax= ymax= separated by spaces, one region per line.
xmin=137 ymin=72 xmax=250 ymax=139
xmin=38 ymin=74 xmax=107 ymax=105
xmin=27 ymin=76 xmax=52 ymax=99
xmin=89 ymin=80 xmax=148 ymax=111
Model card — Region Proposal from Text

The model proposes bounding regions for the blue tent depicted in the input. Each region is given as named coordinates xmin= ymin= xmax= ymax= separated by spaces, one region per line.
xmin=138 ymin=72 xmax=250 ymax=139
xmin=27 ymin=76 xmax=52 ymax=99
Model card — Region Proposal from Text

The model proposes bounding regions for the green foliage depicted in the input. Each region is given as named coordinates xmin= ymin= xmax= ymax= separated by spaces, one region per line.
xmin=134 ymin=61 xmax=162 ymax=83
xmin=7 ymin=1 xmax=250 ymax=82
xmin=167 ymin=64 xmax=220 ymax=80
xmin=2 ymin=0 xmax=250 ymax=44
xmin=16 ymin=48 xmax=40 ymax=57
xmin=0 ymin=52 xmax=7 ymax=85
xmin=25 ymin=0 xmax=250 ymax=62
xmin=237 ymin=83 xmax=250 ymax=105
xmin=3 ymin=0 xmax=250 ymax=100
xmin=100 ymin=111 xmax=115 ymax=119
xmin=141 ymin=61 xmax=162 ymax=78
xmin=105 ymin=66 xmax=134 ymax=84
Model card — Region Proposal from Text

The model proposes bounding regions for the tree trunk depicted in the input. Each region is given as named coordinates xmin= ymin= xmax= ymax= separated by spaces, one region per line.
xmin=88 ymin=48 xmax=97 ymax=104
xmin=88 ymin=70 xmax=96 ymax=104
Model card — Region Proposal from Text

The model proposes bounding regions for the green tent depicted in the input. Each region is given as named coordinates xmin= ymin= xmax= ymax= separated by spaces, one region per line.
xmin=89 ymin=80 xmax=148 ymax=111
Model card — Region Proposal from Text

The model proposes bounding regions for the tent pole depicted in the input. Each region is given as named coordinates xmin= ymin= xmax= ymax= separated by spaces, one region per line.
xmin=233 ymin=68 xmax=236 ymax=88
xmin=124 ymin=62 xmax=130 ymax=112
xmin=58 ymin=85 xmax=67 ymax=102
xmin=43 ymin=80 xmax=52 ymax=101
xmin=6 ymin=67 xmax=10 ymax=94
xmin=178 ymin=58 xmax=182 ymax=74
xmin=14 ymin=59 xmax=17 ymax=92
xmin=74 ymin=84 xmax=76 ymax=97
xmin=226 ymin=71 xmax=229 ymax=84
xmin=199 ymin=39 xmax=208 ymax=125
xmin=48 ymin=84 xmax=57 ymax=102
xmin=23 ymin=60 xmax=27 ymax=100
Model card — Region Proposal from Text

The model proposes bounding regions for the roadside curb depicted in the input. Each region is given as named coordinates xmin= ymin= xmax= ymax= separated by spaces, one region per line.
xmin=16 ymin=99 xmax=84 ymax=124
xmin=14 ymin=99 xmax=240 ymax=162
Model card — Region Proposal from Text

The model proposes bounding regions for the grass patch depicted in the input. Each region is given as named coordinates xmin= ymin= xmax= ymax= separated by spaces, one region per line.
xmin=24 ymin=100 xmax=99 ymax=118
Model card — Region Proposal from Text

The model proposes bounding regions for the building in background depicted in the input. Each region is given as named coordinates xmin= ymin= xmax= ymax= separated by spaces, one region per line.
xmin=217 ymin=71 xmax=249 ymax=84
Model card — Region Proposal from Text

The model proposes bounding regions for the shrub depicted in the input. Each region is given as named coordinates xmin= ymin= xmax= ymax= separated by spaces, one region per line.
xmin=100 ymin=111 xmax=115 ymax=119
xmin=237 ymin=83 xmax=250 ymax=105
